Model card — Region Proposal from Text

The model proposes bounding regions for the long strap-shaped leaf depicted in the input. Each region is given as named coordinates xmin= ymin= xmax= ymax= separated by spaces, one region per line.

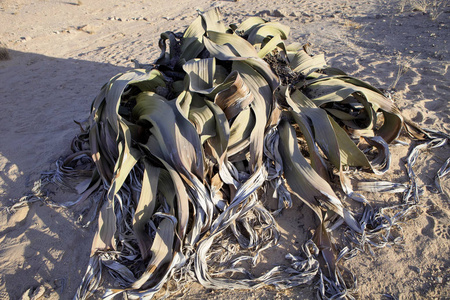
xmin=132 ymin=160 xmax=160 ymax=259
xmin=301 ymin=75 xmax=403 ymax=143
xmin=284 ymin=87 xmax=371 ymax=201
xmin=132 ymin=92 xmax=204 ymax=180
xmin=278 ymin=119 xmax=361 ymax=233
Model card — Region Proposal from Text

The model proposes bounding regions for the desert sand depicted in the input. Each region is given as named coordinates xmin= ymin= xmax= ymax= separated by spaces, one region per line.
xmin=0 ymin=0 xmax=449 ymax=299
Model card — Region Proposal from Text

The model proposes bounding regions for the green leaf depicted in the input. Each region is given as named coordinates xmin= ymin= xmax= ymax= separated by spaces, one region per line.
xmin=132 ymin=92 xmax=204 ymax=180
xmin=205 ymin=31 xmax=259 ymax=59
xmin=189 ymin=104 xmax=216 ymax=143
xmin=183 ymin=57 xmax=216 ymax=94
xmin=200 ymin=8 xmax=228 ymax=33
xmin=302 ymin=75 xmax=403 ymax=142
xmin=278 ymin=119 xmax=339 ymax=219
xmin=132 ymin=216 xmax=177 ymax=289
xmin=232 ymin=60 xmax=274 ymax=168
xmin=278 ymin=119 xmax=361 ymax=232
xmin=288 ymin=50 xmax=326 ymax=75
xmin=129 ymin=69 xmax=166 ymax=92
xmin=91 ymin=200 xmax=117 ymax=254
xmin=181 ymin=16 xmax=205 ymax=61
xmin=235 ymin=16 xmax=266 ymax=36
xmin=247 ymin=22 xmax=290 ymax=46
xmin=132 ymin=161 xmax=160 ymax=259
xmin=257 ymin=35 xmax=285 ymax=58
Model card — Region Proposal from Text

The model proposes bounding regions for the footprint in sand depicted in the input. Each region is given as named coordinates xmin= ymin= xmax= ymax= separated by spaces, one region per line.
xmin=435 ymin=222 xmax=450 ymax=240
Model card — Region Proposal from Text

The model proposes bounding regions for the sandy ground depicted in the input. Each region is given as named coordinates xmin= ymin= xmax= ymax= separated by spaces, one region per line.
xmin=0 ymin=0 xmax=449 ymax=299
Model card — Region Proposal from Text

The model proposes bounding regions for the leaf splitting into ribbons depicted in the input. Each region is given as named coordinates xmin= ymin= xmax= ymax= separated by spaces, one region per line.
xmin=283 ymin=87 xmax=369 ymax=202
xmin=278 ymin=119 xmax=361 ymax=233
xmin=302 ymin=75 xmax=403 ymax=143
xmin=132 ymin=161 xmax=160 ymax=259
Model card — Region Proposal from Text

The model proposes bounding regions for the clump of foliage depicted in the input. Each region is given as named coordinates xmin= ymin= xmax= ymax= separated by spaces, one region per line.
xmin=33 ymin=9 xmax=446 ymax=300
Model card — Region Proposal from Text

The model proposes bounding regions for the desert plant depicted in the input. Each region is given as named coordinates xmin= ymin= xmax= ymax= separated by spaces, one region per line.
xmin=29 ymin=8 xmax=445 ymax=300
xmin=399 ymin=0 xmax=449 ymax=20
xmin=389 ymin=53 xmax=418 ymax=90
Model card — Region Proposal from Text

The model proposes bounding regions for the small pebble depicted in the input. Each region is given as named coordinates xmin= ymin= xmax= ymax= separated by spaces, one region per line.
xmin=272 ymin=9 xmax=286 ymax=18
xmin=302 ymin=12 xmax=311 ymax=18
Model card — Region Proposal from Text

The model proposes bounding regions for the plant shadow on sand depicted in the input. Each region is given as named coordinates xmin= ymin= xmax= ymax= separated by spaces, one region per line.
xmin=0 ymin=49 xmax=130 ymax=299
